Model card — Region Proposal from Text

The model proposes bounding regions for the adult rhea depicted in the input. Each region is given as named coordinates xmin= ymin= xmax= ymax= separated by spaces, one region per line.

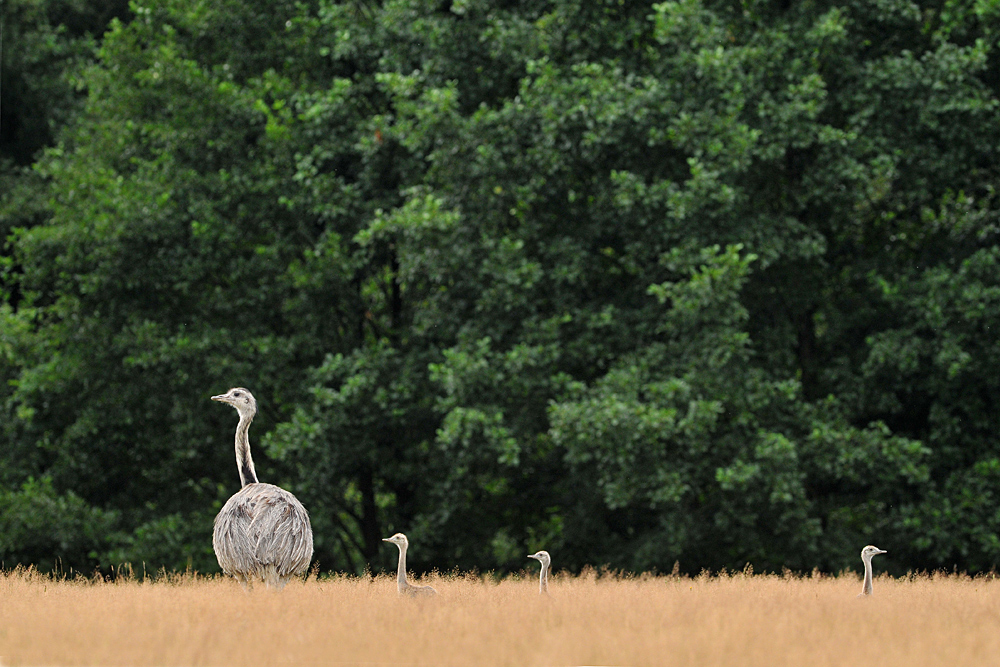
xmin=212 ymin=387 xmax=313 ymax=588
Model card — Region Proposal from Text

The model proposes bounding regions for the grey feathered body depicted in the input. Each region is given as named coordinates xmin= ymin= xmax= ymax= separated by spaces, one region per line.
xmin=213 ymin=482 xmax=313 ymax=588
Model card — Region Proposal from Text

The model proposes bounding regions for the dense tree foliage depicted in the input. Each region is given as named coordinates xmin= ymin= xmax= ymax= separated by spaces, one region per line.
xmin=3 ymin=0 xmax=1000 ymax=577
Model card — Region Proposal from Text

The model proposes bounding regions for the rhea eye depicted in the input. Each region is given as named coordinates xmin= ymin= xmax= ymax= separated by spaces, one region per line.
xmin=233 ymin=391 xmax=242 ymax=397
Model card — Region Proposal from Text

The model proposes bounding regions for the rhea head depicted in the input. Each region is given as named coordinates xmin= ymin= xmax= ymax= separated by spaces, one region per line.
xmin=527 ymin=550 xmax=551 ymax=567
xmin=211 ymin=387 xmax=258 ymax=419
xmin=383 ymin=533 xmax=409 ymax=548
xmin=861 ymin=545 xmax=886 ymax=560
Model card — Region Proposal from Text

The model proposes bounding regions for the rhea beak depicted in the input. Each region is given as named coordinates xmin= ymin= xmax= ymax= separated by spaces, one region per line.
xmin=211 ymin=394 xmax=227 ymax=402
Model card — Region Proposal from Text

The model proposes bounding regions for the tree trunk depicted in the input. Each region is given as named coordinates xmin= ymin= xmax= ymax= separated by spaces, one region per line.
xmin=796 ymin=307 xmax=818 ymax=401
xmin=359 ymin=464 xmax=380 ymax=574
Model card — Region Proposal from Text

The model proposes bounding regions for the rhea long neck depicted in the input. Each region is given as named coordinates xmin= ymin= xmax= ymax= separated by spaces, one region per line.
xmin=395 ymin=542 xmax=410 ymax=589
xmin=235 ymin=411 xmax=259 ymax=487
xmin=539 ymin=562 xmax=549 ymax=594
xmin=862 ymin=556 xmax=874 ymax=596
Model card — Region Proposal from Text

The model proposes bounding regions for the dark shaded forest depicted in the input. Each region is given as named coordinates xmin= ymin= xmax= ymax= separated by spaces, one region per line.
xmin=3 ymin=0 xmax=1000 ymax=577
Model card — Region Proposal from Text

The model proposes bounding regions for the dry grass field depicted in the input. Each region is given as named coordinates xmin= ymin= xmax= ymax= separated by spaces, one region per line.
xmin=2 ymin=567 xmax=1000 ymax=666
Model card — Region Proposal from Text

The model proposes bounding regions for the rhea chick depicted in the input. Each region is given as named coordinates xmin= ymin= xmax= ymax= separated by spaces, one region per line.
xmin=528 ymin=550 xmax=551 ymax=595
xmin=858 ymin=545 xmax=887 ymax=597
xmin=383 ymin=533 xmax=437 ymax=597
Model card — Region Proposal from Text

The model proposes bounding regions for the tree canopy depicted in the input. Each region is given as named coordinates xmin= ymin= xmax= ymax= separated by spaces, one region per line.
xmin=3 ymin=0 xmax=1000 ymax=577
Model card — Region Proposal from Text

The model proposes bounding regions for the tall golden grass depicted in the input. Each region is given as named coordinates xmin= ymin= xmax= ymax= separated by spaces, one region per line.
xmin=2 ymin=566 xmax=999 ymax=666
